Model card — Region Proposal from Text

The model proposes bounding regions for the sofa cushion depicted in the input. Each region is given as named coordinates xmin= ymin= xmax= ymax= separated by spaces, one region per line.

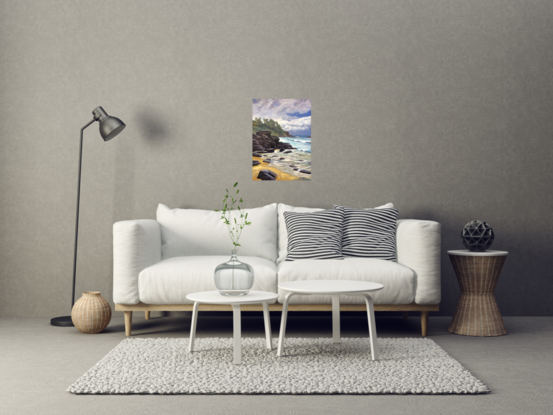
xmin=157 ymin=203 xmax=277 ymax=262
xmin=138 ymin=256 xmax=277 ymax=304
xmin=334 ymin=205 xmax=399 ymax=261
xmin=284 ymin=209 xmax=345 ymax=261
xmin=277 ymin=258 xmax=415 ymax=304
xmin=277 ymin=203 xmax=394 ymax=264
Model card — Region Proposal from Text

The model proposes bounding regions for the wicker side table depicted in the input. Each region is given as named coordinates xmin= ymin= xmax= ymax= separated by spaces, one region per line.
xmin=448 ymin=250 xmax=508 ymax=337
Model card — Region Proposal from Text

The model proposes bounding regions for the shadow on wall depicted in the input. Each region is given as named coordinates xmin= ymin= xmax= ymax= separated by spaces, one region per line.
xmin=134 ymin=107 xmax=171 ymax=145
xmin=110 ymin=106 xmax=173 ymax=224
xmin=407 ymin=208 xmax=441 ymax=223
xmin=112 ymin=128 xmax=136 ymax=223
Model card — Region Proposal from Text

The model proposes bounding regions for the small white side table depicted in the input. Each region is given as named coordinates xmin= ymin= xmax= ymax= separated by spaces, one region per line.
xmin=277 ymin=280 xmax=384 ymax=360
xmin=186 ymin=290 xmax=278 ymax=365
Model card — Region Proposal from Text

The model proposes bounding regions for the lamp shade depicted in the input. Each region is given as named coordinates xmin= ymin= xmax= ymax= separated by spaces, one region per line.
xmin=99 ymin=116 xmax=126 ymax=141
xmin=92 ymin=106 xmax=126 ymax=141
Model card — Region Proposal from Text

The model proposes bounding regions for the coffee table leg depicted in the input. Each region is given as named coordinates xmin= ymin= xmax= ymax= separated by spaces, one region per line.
xmin=188 ymin=301 xmax=199 ymax=352
xmin=362 ymin=293 xmax=378 ymax=360
xmin=277 ymin=292 xmax=295 ymax=357
xmin=332 ymin=295 xmax=341 ymax=343
xmin=232 ymin=304 xmax=241 ymax=365
xmin=262 ymin=301 xmax=272 ymax=350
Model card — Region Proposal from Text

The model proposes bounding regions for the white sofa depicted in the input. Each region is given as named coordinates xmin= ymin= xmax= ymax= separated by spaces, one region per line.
xmin=113 ymin=203 xmax=441 ymax=336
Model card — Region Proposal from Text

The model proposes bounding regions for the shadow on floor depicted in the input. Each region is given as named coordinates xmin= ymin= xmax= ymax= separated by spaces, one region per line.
xmin=111 ymin=313 xmax=444 ymax=338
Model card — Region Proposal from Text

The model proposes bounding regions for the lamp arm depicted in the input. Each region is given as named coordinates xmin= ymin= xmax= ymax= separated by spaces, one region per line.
xmin=71 ymin=118 xmax=96 ymax=308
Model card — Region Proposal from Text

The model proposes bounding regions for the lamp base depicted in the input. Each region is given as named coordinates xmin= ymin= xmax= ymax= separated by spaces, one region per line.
xmin=51 ymin=316 xmax=74 ymax=327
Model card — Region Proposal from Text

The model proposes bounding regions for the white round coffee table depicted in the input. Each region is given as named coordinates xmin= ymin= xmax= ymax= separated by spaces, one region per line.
xmin=277 ymin=280 xmax=384 ymax=360
xmin=186 ymin=290 xmax=278 ymax=365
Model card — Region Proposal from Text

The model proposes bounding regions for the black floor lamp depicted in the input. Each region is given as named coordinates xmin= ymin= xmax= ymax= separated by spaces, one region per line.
xmin=51 ymin=107 xmax=126 ymax=327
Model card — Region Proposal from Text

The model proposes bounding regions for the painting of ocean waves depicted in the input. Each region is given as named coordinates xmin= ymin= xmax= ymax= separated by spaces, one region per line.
xmin=252 ymin=99 xmax=311 ymax=181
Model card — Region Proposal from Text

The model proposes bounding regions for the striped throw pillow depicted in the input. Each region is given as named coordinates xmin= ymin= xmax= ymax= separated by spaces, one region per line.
xmin=284 ymin=209 xmax=345 ymax=261
xmin=334 ymin=205 xmax=399 ymax=260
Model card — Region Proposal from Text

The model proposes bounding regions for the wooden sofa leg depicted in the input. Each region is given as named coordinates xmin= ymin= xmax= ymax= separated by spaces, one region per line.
xmin=421 ymin=311 xmax=429 ymax=337
xmin=145 ymin=311 xmax=150 ymax=320
xmin=124 ymin=311 xmax=133 ymax=337
xmin=403 ymin=311 xmax=408 ymax=320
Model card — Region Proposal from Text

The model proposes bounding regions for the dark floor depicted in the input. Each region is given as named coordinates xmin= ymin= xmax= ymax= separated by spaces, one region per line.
xmin=1 ymin=314 xmax=552 ymax=415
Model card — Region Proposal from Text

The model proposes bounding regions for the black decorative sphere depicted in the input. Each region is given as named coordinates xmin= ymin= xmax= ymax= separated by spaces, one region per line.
xmin=461 ymin=220 xmax=494 ymax=252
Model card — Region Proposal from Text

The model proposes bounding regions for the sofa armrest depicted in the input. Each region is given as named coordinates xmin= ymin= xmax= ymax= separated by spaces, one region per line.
xmin=396 ymin=219 xmax=441 ymax=305
xmin=113 ymin=220 xmax=161 ymax=305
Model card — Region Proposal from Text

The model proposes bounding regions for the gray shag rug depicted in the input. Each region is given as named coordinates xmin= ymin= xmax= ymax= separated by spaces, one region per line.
xmin=68 ymin=337 xmax=489 ymax=395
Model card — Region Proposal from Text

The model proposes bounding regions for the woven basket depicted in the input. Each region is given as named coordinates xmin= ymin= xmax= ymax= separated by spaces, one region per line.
xmin=71 ymin=291 xmax=112 ymax=334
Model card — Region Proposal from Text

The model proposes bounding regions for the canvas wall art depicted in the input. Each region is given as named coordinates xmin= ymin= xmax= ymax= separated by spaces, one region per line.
xmin=252 ymin=99 xmax=311 ymax=181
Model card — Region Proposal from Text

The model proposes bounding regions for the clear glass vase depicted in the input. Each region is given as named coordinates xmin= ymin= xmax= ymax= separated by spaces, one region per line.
xmin=214 ymin=249 xmax=254 ymax=296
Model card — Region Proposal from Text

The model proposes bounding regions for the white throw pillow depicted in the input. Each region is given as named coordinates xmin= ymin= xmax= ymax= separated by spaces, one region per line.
xmin=277 ymin=203 xmax=394 ymax=263
xmin=157 ymin=203 xmax=278 ymax=262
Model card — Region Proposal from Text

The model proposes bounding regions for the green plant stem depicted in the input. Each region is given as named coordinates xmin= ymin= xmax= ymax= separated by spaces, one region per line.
xmin=217 ymin=183 xmax=250 ymax=249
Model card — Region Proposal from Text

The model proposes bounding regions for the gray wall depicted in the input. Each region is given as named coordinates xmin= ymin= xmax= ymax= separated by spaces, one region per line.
xmin=1 ymin=0 xmax=552 ymax=317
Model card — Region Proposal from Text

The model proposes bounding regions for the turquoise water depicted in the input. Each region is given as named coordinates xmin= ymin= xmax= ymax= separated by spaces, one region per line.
xmin=279 ymin=136 xmax=311 ymax=153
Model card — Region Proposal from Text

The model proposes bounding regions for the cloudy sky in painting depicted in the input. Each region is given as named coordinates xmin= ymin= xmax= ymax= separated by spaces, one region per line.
xmin=253 ymin=99 xmax=311 ymax=136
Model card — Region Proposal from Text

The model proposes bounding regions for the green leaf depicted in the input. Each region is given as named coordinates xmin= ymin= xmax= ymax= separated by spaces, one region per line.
xmin=239 ymin=198 xmax=243 ymax=203
xmin=245 ymin=213 xmax=248 ymax=219
xmin=234 ymin=182 xmax=238 ymax=187
xmin=236 ymin=190 xmax=239 ymax=194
